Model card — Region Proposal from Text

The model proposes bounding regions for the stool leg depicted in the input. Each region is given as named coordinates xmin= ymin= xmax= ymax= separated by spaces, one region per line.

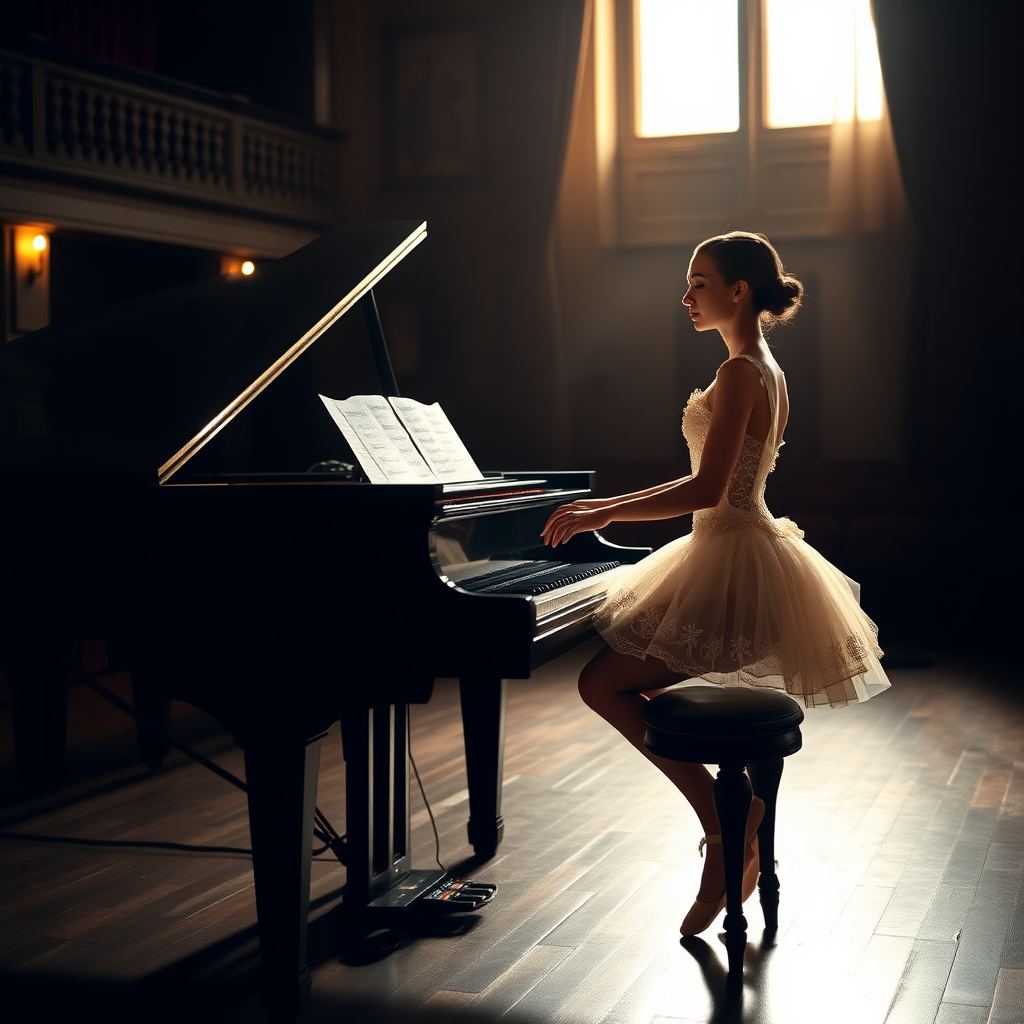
xmin=747 ymin=757 xmax=784 ymax=934
xmin=713 ymin=762 xmax=751 ymax=980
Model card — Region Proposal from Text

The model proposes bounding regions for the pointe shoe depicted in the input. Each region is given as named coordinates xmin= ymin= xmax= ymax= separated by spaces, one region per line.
xmin=679 ymin=834 xmax=726 ymax=936
xmin=680 ymin=796 xmax=765 ymax=937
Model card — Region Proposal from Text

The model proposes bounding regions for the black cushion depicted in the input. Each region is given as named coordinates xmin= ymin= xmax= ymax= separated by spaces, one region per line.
xmin=643 ymin=685 xmax=804 ymax=765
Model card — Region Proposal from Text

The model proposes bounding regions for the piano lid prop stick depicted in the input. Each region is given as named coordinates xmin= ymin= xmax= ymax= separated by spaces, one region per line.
xmin=361 ymin=290 xmax=400 ymax=398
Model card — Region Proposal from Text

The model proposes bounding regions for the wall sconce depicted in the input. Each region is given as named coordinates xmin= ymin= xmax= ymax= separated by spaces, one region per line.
xmin=220 ymin=255 xmax=257 ymax=277
xmin=7 ymin=224 xmax=54 ymax=336
xmin=28 ymin=234 xmax=47 ymax=282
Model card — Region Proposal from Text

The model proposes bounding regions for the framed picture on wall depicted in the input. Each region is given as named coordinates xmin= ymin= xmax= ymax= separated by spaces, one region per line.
xmin=382 ymin=23 xmax=482 ymax=187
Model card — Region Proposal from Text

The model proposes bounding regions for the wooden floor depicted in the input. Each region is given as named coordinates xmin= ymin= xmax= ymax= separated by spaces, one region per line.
xmin=3 ymin=644 xmax=1024 ymax=1024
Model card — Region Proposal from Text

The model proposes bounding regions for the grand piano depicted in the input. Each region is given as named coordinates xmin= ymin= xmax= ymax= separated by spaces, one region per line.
xmin=0 ymin=221 xmax=648 ymax=1022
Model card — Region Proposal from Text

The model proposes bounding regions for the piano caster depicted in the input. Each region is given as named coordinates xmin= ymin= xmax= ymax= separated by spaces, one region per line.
xmin=467 ymin=815 xmax=503 ymax=861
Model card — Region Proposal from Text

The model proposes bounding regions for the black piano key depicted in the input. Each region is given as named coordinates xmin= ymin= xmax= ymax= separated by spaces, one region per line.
xmin=453 ymin=560 xmax=566 ymax=590
xmin=469 ymin=561 xmax=622 ymax=596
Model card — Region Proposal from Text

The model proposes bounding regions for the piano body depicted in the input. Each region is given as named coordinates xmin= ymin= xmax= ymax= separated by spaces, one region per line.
xmin=0 ymin=221 xmax=648 ymax=1022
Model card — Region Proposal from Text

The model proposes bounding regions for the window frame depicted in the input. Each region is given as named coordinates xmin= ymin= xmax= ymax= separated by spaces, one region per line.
xmin=605 ymin=0 xmax=835 ymax=246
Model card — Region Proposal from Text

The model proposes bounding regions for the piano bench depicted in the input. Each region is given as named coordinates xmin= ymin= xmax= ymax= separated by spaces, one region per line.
xmin=642 ymin=684 xmax=804 ymax=978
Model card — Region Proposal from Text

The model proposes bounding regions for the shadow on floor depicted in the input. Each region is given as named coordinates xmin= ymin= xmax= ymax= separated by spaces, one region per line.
xmin=3 ymin=889 xmax=529 ymax=1024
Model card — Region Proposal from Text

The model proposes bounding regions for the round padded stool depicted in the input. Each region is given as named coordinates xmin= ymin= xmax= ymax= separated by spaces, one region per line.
xmin=642 ymin=684 xmax=804 ymax=976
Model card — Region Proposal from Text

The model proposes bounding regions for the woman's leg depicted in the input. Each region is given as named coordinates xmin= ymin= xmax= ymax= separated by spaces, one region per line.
xmin=578 ymin=644 xmax=718 ymax=833
xmin=578 ymin=643 xmax=770 ymax=917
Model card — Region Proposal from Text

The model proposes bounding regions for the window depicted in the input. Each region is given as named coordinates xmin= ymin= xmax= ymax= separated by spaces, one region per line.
xmin=762 ymin=0 xmax=883 ymax=127
xmin=595 ymin=0 xmax=896 ymax=245
xmin=635 ymin=1 xmax=740 ymax=136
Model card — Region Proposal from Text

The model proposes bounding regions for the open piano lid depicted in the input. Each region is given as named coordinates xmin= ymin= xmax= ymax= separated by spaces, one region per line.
xmin=0 ymin=221 xmax=427 ymax=483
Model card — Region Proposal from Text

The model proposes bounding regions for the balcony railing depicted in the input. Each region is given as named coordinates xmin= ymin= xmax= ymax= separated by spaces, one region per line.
xmin=0 ymin=48 xmax=344 ymax=228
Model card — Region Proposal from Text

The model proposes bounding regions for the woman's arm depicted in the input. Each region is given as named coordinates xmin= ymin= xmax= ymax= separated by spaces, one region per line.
xmin=562 ymin=475 xmax=693 ymax=512
xmin=541 ymin=359 xmax=762 ymax=547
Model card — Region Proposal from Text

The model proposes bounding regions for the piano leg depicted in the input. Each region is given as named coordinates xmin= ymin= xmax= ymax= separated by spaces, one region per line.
xmin=242 ymin=735 xmax=323 ymax=1024
xmin=130 ymin=679 xmax=172 ymax=770
xmin=105 ymin=641 xmax=171 ymax=770
xmin=5 ymin=636 xmax=72 ymax=795
xmin=459 ymin=676 xmax=508 ymax=859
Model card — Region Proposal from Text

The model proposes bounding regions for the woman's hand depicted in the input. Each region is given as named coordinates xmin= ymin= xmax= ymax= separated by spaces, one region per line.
xmin=541 ymin=501 xmax=615 ymax=548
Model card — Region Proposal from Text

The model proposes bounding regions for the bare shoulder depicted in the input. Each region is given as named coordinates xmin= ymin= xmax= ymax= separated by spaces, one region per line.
xmin=715 ymin=357 xmax=763 ymax=392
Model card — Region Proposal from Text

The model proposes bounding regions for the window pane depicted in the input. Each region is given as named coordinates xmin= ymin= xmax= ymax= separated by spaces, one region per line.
xmin=765 ymin=0 xmax=884 ymax=128
xmin=636 ymin=0 xmax=739 ymax=137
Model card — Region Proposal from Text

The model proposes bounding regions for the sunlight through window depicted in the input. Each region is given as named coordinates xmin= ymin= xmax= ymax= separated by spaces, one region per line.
xmin=765 ymin=0 xmax=884 ymax=127
xmin=853 ymin=0 xmax=883 ymax=120
xmin=636 ymin=0 xmax=740 ymax=137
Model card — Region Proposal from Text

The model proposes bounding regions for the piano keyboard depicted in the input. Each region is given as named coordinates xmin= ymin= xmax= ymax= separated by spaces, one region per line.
xmin=451 ymin=559 xmax=628 ymax=621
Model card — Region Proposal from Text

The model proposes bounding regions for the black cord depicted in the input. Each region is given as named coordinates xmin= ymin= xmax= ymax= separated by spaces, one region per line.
xmin=64 ymin=648 xmax=347 ymax=861
xmin=0 ymin=829 xmax=337 ymax=859
xmin=314 ymin=808 xmax=346 ymax=865
xmin=408 ymin=717 xmax=444 ymax=873
xmin=0 ymin=830 xmax=251 ymax=856
xmin=8 ymin=667 xmax=446 ymax=875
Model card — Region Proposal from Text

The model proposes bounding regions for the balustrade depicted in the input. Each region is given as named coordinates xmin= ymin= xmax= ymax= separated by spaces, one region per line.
xmin=0 ymin=49 xmax=342 ymax=227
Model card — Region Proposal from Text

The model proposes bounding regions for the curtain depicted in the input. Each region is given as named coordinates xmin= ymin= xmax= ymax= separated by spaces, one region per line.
xmin=871 ymin=0 xmax=1023 ymax=476
xmin=483 ymin=0 xmax=591 ymax=465
xmin=827 ymin=104 xmax=904 ymax=236
xmin=827 ymin=0 xmax=905 ymax=235
xmin=871 ymin=0 xmax=1024 ymax=645
xmin=53 ymin=0 xmax=157 ymax=71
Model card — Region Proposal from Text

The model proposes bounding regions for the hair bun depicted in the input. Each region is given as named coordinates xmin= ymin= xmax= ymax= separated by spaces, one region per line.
xmin=765 ymin=274 xmax=803 ymax=322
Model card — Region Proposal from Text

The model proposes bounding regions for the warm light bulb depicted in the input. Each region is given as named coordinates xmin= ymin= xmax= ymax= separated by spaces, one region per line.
xmin=241 ymin=260 xmax=255 ymax=276
xmin=32 ymin=234 xmax=47 ymax=252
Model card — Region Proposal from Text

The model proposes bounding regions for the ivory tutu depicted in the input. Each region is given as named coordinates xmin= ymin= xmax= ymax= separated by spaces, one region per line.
xmin=595 ymin=355 xmax=889 ymax=709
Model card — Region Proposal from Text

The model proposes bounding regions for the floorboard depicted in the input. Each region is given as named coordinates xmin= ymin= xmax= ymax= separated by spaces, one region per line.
xmin=2 ymin=646 xmax=1023 ymax=1024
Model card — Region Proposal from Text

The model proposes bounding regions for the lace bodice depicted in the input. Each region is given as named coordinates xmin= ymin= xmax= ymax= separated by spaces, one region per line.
xmin=682 ymin=356 xmax=793 ymax=540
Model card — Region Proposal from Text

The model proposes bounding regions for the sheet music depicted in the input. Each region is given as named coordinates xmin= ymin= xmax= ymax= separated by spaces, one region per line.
xmin=319 ymin=394 xmax=483 ymax=484
xmin=388 ymin=397 xmax=482 ymax=482
xmin=318 ymin=395 xmax=435 ymax=483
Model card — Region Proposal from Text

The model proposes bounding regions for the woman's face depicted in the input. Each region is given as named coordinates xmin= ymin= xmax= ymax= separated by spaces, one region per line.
xmin=682 ymin=252 xmax=740 ymax=333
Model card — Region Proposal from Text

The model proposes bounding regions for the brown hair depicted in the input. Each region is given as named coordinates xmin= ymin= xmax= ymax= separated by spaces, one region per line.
xmin=695 ymin=231 xmax=803 ymax=330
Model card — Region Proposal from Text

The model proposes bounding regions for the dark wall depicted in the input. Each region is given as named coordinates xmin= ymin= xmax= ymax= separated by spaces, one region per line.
xmin=49 ymin=233 xmax=221 ymax=326
xmin=154 ymin=0 xmax=315 ymax=120
xmin=0 ymin=0 xmax=316 ymax=120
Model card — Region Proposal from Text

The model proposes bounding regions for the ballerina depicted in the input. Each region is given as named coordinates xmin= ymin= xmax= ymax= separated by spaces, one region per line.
xmin=541 ymin=230 xmax=890 ymax=935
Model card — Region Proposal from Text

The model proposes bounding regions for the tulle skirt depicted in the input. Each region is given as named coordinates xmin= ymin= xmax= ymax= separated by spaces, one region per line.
xmin=595 ymin=516 xmax=889 ymax=708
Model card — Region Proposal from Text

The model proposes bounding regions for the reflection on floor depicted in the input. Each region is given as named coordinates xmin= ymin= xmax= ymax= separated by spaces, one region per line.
xmin=2 ymin=643 xmax=1023 ymax=1024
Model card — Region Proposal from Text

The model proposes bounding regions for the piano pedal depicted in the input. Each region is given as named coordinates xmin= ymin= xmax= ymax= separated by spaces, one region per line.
xmin=418 ymin=877 xmax=497 ymax=913
xmin=364 ymin=869 xmax=496 ymax=919
xmin=344 ymin=877 xmax=496 ymax=959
